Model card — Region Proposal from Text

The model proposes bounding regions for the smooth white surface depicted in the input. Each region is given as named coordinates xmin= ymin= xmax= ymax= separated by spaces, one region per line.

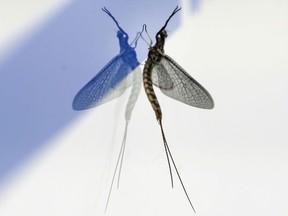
xmin=0 ymin=0 xmax=288 ymax=216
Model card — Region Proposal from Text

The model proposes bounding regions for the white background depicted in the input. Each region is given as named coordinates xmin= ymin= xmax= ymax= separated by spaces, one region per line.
xmin=0 ymin=0 xmax=288 ymax=216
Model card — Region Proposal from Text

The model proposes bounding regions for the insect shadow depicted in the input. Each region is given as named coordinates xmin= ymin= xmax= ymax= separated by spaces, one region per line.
xmin=72 ymin=7 xmax=142 ymax=212
xmin=142 ymin=6 xmax=214 ymax=213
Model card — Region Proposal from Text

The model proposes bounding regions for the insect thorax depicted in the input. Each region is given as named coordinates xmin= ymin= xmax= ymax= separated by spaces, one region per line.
xmin=122 ymin=49 xmax=138 ymax=68
xmin=148 ymin=29 xmax=167 ymax=62
xmin=148 ymin=46 xmax=164 ymax=63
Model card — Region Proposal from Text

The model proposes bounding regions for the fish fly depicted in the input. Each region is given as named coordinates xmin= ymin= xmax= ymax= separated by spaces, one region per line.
xmin=142 ymin=6 xmax=214 ymax=213
xmin=72 ymin=7 xmax=142 ymax=211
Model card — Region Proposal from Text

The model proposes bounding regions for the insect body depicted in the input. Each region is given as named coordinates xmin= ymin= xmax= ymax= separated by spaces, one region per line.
xmin=143 ymin=6 xmax=214 ymax=213
xmin=72 ymin=7 xmax=142 ymax=211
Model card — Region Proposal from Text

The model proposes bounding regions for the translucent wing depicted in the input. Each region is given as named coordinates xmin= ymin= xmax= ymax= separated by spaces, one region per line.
xmin=72 ymin=54 xmax=133 ymax=110
xmin=151 ymin=63 xmax=173 ymax=90
xmin=152 ymin=55 xmax=214 ymax=109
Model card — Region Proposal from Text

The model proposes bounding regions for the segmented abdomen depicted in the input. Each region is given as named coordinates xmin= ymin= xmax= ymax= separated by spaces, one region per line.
xmin=143 ymin=58 xmax=162 ymax=120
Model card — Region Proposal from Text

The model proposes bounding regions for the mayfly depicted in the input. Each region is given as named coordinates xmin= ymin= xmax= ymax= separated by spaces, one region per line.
xmin=142 ymin=6 xmax=214 ymax=212
xmin=72 ymin=7 xmax=142 ymax=211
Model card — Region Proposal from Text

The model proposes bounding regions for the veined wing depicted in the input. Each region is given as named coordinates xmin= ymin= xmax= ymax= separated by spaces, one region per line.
xmin=72 ymin=54 xmax=134 ymax=110
xmin=151 ymin=63 xmax=173 ymax=90
xmin=152 ymin=55 xmax=214 ymax=109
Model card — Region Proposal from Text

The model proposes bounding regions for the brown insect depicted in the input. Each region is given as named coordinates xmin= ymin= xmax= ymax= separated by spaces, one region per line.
xmin=143 ymin=6 xmax=214 ymax=213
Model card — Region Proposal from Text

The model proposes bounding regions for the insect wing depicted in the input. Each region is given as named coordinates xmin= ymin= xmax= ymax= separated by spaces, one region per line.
xmin=152 ymin=55 xmax=214 ymax=109
xmin=72 ymin=55 xmax=133 ymax=110
xmin=151 ymin=63 xmax=174 ymax=90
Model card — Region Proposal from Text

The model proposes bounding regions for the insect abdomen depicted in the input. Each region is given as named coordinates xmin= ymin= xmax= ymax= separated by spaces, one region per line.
xmin=143 ymin=59 xmax=162 ymax=120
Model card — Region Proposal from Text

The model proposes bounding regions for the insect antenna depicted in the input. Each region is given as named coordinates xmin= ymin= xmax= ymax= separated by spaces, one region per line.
xmin=156 ymin=6 xmax=181 ymax=36
xmin=102 ymin=7 xmax=128 ymax=37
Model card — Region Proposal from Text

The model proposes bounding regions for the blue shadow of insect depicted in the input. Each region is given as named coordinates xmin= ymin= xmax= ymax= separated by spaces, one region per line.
xmin=72 ymin=8 xmax=143 ymax=212
xmin=73 ymin=8 xmax=141 ymax=110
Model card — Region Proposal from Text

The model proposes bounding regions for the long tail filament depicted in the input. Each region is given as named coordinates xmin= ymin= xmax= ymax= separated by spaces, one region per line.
xmin=158 ymin=120 xmax=196 ymax=213
xmin=105 ymin=121 xmax=129 ymax=213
